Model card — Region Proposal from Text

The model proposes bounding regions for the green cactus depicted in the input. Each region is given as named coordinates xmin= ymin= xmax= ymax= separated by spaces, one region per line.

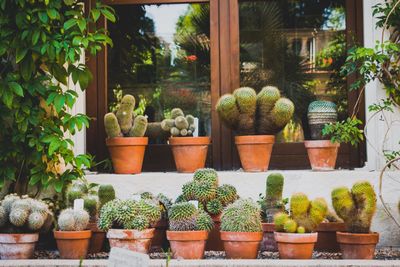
xmin=136 ymin=199 xmax=162 ymax=225
xmin=170 ymin=127 xmax=180 ymax=136
xmin=1 ymin=194 xmax=20 ymax=213
xmin=257 ymin=86 xmax=281 ymax=113
xmin=125 ymin=215 xmax=150 ymax=231
xmin=28 ymin=212 xmax=46 ymax=231
xmin=180 ymin=129 xmax=188 ymax=136
xmin=104 ymin=113 xmax=122 ymax=138
xmin=273 ymin=212 xmax=289 ymax=232
xmin=297 ymin=226 xmax=306 ymax=233
xmin=325 ymin=209 xmax=343 ymax=223
xmin=98 ymin=184 xmax=116 ymax=208
xmin=175 ymin=194 xmax=186 ymax=203
xmin=264 ymin=173 xmax=284 ymax=222
xmin=140 ymin=192 xmax=154 ymax=200
xmin=128 ymin=115 xmax=148 ymax=137
xmin=193 ymin=180 xmax=217 ymax=203
xmin=216 ymin=94 xmax=240 ymax=129
xmin=221 ymin=199 xmax=262 ymax=232
xmin=271 ymin=98 xmax=295 ymax=128
xmin=284 ymin=219 xmax=298 ymax=233
xmin=206 ymin=199 xmax=223 ymax=215
xmin=196 ymin=210 xmax=214 ymax=231
xmin=171 ymin=108 xmax=184 ymax=119
xmin=332 ymin=181 xmax=376 ymax=233
xmin=58 ymin=208 xmax=89 ymax=231
xmin=98 ymin=200 xmax=117 ymax=231
xmin=168 ymin=202 xmax=213 ymax=231
xmin=216 ymin=184 xmax=237 ymax=206
xmin=233 ymin=87 xmax=257 ymax=134
xmin=193 ymin=168 xmax=218 ymax=186
xmin=84 ymin=195 xmax=98 ymax=221
xmin=175 ymin=116 xmax=189 ymax=130
xmin=116 ymin=94 xmax=135 ymax=134
xmin=115 ymin=199 xmax=136 ymax=225
xmin=182 ymin=181 xmax=196 ymax=201
xmin=9 ymin=208 xmax=29 ymax=227
xmin=186 ymin=115 xmax=195 ymax=125
xmin=161 ymin=119 xmax=175 ymax=131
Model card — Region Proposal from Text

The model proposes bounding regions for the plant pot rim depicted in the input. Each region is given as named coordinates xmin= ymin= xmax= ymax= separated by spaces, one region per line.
xmin=317 ymin=222 xmax=346 ymax=232
xmin=166 ymin=230 xmax=208 ymax=241
xmin=304 ymin=140 xmax=340 ymax=148
xmin=53 ymin=230 xmax=91 ymax=240
xmin=106 ymin=137 xmax=149 ymax=146
xmin=235 ymin=135 xmax=275 ymax=144
xmin=106 ymin=228 xmax=155 ymax=239
xmin=220 ymin=231 xmax=263 ymax=242
xmin=262 ymin=222 xmax=275 ymax=232
xmin=274 ymin=232 xmax=318 ymax=243
xmin=169 ymin=136 xmax=211 ymax=146
xmin=336 ymin=231 xmax=379 ymax=244
xmin=0 ymin=233 xmax=39 ymax=243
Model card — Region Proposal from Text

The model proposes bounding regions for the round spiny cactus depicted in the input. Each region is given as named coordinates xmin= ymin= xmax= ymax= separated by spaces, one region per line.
xmin=257 ymin=86 xmax=281 ymax=113
xmin=193 ymin=168 xmax=218 ymax=186
xmin=274 ymin=212 xmax=289 ymax=232
xmin=221 ymin=199 xmax=262 ymax=232
xmin=206 ymin=199 xmax=223 ymax=215
xmin=12 ymin=199 xmax=31 ymax=211
xmin=182 ymin=181 xmax=196 ymax=201
xmin=31 ymin=201 xmax=49 ymax=216
xmin=175 ymin=194 xmax=186 ymax=203
xmin=271 ymin=98 xmax=295 ymax=128
xmin=125 ymin=215 xmax=150 ymax=231
xmin=193 ymin=181 xmax=217 ymax=203
xmin=0 ymin=206 xmax=7 ymax=227
xmin=216 ymin=94 xmax=240 ymax=129
xmin=58 ymin=209 xmax=76 ymax=231
xmin=171 ymin=108 xmax=184 ymax=119
xmin=297 ymin=226 xmax=306 ymax=233
xmin=161 ymin=119 xmax=175 ymax=131
xmin=175 ymin=116 xmax=189 ymax=130
xmin=216 ymin=184 xmax=238 ymax=206
xmin=114 ymin=200 xmax=136 ymax=225
xmin=1 ymin=194 xmax=20 ymax=213
xmin=84 ymin=195 xmax=99 ymax=221
xmin=28 ymin=212 xmax=46 ymax=231
xmin=136 ymin=199 xmax=161 ymax=224
xmin=283 ymin=219 xmax=297 ymax=233
xmin=196 ymin=211 xmax=214 ymax=231
xmin=98 ymin=200 xmax=117 ymax=231
xmin=168 ymin=202 xmax=198 ymax=231
xmin=9 ymin=208 xmax=29 ymax=227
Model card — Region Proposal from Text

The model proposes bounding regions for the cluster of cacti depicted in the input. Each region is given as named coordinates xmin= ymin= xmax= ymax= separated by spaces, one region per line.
xmin=168 ymin=202 xmax=213 ymax=231
xmin=58 ymin=208 xmax=90 ymax=231
xmin=159 ymin=108 xmax=196 ymax=137
xmin=220 ymin=198 xmax=262 ymax=232
xmin=263 ymin=173 xmax=285 ymax=223
xmin=98 ymin=198 xmax=162 ymax=231
xmin=0 ymin=194 xmax=53 ymax=233
xmin=138 ymin=192 xmax=172 ymax=220
xmin=66 ymin=180 xmax=116 ymax=222
xmin=216 ymin=86 xmax=295 ymax=135
xmin=176 ymin=168 xmax=238 ymax=216
xmin=104 ymin=94 xmax=148 ymax=138
xmin=331 ymin=181 xmax=376 ymax=233
xmin=274 ymin=193 xmax=328 ymax=233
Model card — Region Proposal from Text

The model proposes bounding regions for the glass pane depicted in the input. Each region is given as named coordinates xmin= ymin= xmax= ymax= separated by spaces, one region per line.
xmin=107 ymin=4 xmax=211 ymax=143
xmin=239 ymin=0 xmax=347 ymax=142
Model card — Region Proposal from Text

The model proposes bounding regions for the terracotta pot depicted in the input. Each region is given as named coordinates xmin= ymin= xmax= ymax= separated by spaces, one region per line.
xmin=151 ymin=219 xmax=169 ymax=251
xmin=54 ymin=230 xmax=91 ymax=259
xmin=206 ymin=214 xmax=224 ymax=251
xmin=169 ymin=136 xmax=210 ymax=173
xmin=106 ymin=137 xmax=148 ymax=174
xmin=88 ymin=222 xmax=106 ymax=254
xmin=235 ymin=135 xmax=275 ymax=172
xmin=304 ymin=140 xmax=339 ymax=171
xmin=336 ymin=232 xmax=379 ymax=259
xmin=260 ymin=223 xmax=277 ymax=252
xmin=167 ymin=230 xmax=208 ymax=259
xmin=274 ymin=232 xmax=318 ymax=259
xmin=107 ymin=228 xmax=155 ymax=254
xmin=0 ymin=233 xmax=39 ymax=259
xmin=220 ymin=231 xmax=263 ymax=259
xmin=315 ymin=222 xmax=346 ymax=252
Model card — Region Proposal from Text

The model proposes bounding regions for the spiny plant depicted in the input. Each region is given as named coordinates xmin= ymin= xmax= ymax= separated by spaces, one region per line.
xmin=331 ymin=181 xmax=376 ymax=233
xmin=136 ymin=192 xmax=172 ymax=220
xmin=98 ymin=198 xmax=162 ymax=231
xmin=0 ymin=194 xmax=52 ymax=233
xmin=274 ymin=193 xmax=328 ymax=233
xmin=104 ymin=94 xmax=148 ymax=138
xmin=58 ymin=208 xmax=89 ymax=231
xmin=264 ymin=173 xmax=285 ymax=222
xmin=168 ymin=202 xmax=213 ymax=231
xmin=216 ymin=86 xmax=294 ymax=135
xmin=159 ymin=108 xmax=196 ymax=137
xmin=221 ymin=198 xmax=262 ymax=232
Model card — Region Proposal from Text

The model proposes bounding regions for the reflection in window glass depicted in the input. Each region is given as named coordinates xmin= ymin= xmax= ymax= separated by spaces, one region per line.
xmin=108 ymin=4 xmax=211 ymax=143
xmin=239 ymin=1 xmax=347 ymax=142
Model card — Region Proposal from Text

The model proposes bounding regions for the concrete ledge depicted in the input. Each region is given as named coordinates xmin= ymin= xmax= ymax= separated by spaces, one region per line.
xmin=1 ymin=259 xmax=400 ymax=267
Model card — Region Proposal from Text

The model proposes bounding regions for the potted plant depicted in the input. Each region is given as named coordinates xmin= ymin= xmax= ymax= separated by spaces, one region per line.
xmin=54 ymin=208 xmax=91 ymax=259
xmin=0 ymin=194 xmax=52 ymax=259
xmin=166 ymin=202 xmax=213 ymax=259
xmin=220 ymin=199 xmax=263 ymax=259
xmin=304 ymin=101 xmax=339 ymax=171
xmin=177 ymin=168 xmax=238 ymax=251
xmin=159 ymin=108 xmax=210 ymax=173
xmin=104 ymin=94 xmax=149 ymax=174
xmin=259 ymin=173 xmax=286 ymax=252
xmin=216 ymin=86 xmax=294 ymax=171
xmin=332 ymin=181 xmax=379 ymax=259
xmin=98 ymin=198 xmax=161 ymax=254
xmin=315 ymin=210 xmax=345 ymax=252
xmin=274 ymin=193 xmax=327 ymax=259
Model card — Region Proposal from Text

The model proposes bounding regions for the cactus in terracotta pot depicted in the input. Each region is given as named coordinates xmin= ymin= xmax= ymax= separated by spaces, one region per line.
xmin=57 ymin=209 xmax=90 ymax=231
xmin=263 ymin=173 xmax=285 ymax=223
xmin=158 ymin=108 xmax=197 ymax=137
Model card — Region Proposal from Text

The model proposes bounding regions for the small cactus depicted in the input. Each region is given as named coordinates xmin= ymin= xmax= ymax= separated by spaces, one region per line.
xmin=128 ymin=115 xmax=148 ymax=137
xmin=206 ymin=199 xmax=223 ymax=215
xmin=98 ymin=184 xmax=116 ymax=208
xmin=171 ymin=108 xmax=184 ymax=119
xmin=116 ymin=94 xmax=136 ymax=134
xmin=168 ymin=202 xmax=213 ymax=231
xmin=221 ymin=199 xmax=262 ymax=232
xmin=104 ymin=113 xmax=122 ymax=138
xmin=264 ymin=173 xmax=285 ymax=223
xmin=58 ymin=208 xmax=89 ymax=231
xmin=159 ymin=108 xmax=197 ymax=137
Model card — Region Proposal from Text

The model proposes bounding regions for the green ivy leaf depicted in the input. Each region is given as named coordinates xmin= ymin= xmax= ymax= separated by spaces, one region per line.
xmin=64 ymin=18 xmax=77 ymax=30
xmin=100 ymin=9 xmax=116 ymax=23
xmin=9 ymin=82 xmax=23 ymax=97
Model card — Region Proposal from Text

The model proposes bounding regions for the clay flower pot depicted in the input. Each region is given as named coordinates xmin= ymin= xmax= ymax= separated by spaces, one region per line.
xmin=0 ymin=233 xmax=39 ymax=259
xmin=206 ymin=214 xmax=224 ymax=251
xmin=88 ymin=222 xmax=106 ymax=254
xmin=336 ymin=231 xmax=379 ymax=259
xmin=304 ymin=140 xmax=339 ymax=171
xmin=151 ymin=219 xmax=169 ymax=251
xmin=107 ymin=228 xmax=155 ymax=254
xmin=167 ymin=230 xmax=208 ymax=259
xmin=315 ymin=222 xmax=346 ymax=252
xmin=274 ymin=232 xmax=318 ymax=259
xmin=260 ymin=223 xmax=277 ymax=252
xmin=54 ymin=230 xmax=91 ymax=259
xmin=220 ymin=231 xmax=263 ymax=259
xmin=235 ymin=135 xmax=275 ymax=172
xmin=169 ymin=136 xmax=210 ymax=173
xmin=106 ymin=137 xmax=148 ymax=174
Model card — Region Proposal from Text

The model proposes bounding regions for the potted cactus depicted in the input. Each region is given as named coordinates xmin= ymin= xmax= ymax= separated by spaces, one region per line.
xmin=0 ymin=194 xmax=52 ymax=259
xmin=178 ymin=168 xmax=238 ymax=251
xmin=216 ymin=86 xmax=294 ymax=171
xmin=259 ymin=173 xmax=285 ymax=252
xmin=273 ymin=193 xmax=327 ymax=259
xmin=104 ymin=94 xmax=148 ymax=174
xmin=54 ymin=208 xmax=91 ymax=259
xmin=331 ymin=181 xmax=379 ymax=259
xmin=166 ymin=202 xmax=213 ymax=259
xmin=304 ymin=101 xmax=339 ymax=171
xmin=159 ymin=108 xmax=210 ymax=172
xmin=315 ymin=210 xmax=345 ymax=252
xmin=220 ymin=199 xmax=263 ymax=259
xmin=98 ymin=198 xmax=161 ymax=253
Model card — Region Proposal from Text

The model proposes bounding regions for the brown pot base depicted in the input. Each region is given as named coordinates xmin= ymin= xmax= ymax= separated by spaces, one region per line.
xmin=275 ymin=232 xmax=318 ymax=259
xmin=0 ymin=233 xmax=39 ymax=259
xmin=337 ymin=232 xmax=379 ymax=259
xmin=107 ymin=228 xmax=155 ymax=254
xmin=315 ymin=222 xmax=346 ymax=252
xmin=220 ymin=231 xmax=263 ymax=259
xmin=167 ymin=230 xmax=208 ymax=259
xmin=54 ymin=230 xmax=91 ymax=259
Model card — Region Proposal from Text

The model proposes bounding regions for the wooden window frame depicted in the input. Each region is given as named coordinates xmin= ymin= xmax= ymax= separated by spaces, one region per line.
xmin=86 ymin=0 xmax=365 ymax=170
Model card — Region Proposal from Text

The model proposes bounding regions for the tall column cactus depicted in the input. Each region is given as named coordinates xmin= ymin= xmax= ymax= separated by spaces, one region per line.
xmin=264 ymin=173 xmax=284 ymax=222
xmin=331 ymin=181 xmax=376 ymax=233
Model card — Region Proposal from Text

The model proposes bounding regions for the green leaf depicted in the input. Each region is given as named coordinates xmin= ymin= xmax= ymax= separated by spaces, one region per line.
xmin=9 ymin=82 xmax=23 ymax=97
xmin=38 ymin=11 xmax=48 ymax=23
xmin=101 ymin=9 xmax=115 ymax=23
xmin=47 ymin=8 xmax=59 ymax=20
xmin=77 ymin=20 xmax=86 ymax=32
xmin=64 ymin=18 xmax=77 ymax=30
xmin=32 ymin=30 xmax=40 ymax=45
xmin=91 ymin=9 xmax=101 ymax=22
xmin=16 ymin=47 xmax=27 ymax=63
xmin=48 ymin=139 xmax=61 ymax=155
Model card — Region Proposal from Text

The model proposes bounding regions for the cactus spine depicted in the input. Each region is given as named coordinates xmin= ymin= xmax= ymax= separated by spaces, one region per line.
xmin=168 ymin=202 xmax=213 ymax=231
xmin=221 ymin=199 xmax=262 ymax=232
